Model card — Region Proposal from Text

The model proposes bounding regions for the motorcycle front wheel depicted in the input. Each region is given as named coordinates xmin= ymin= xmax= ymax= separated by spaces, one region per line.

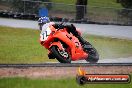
xmin=50 ymin=46 xmax=71 ymax=63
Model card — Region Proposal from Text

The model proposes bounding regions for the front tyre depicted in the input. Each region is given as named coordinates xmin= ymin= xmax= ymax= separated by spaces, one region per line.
xmin=50 ymin=46 xmax=71 ymax=63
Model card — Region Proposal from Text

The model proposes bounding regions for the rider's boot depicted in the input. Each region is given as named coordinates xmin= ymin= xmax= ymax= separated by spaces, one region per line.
xmin=69 ymin=24 xmax=86 ymax=45
xmin=69 ymin=24 xmax=93 ymax=51
xmin=76 ymin=35 xmax=86 ymax=45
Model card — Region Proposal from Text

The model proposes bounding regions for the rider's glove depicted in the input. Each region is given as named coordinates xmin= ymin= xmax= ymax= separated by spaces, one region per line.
xmin=53 ymin=24 xmax=64 ymax=29
xmin=58 ymin=24 xmax=64 ymax=29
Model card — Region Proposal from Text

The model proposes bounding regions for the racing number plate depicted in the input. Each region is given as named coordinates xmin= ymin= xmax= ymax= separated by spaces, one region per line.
xmin=40 ymin=27 xmax=51 ymax=41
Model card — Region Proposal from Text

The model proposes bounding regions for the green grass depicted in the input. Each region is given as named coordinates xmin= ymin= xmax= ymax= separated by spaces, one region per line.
xmin=88 ymin=0 xmax=122 ymax=8
xmin=0 ymin=77 xmax=131 ymax=88
xmin=83 ymin=35 xmax=132 ymax=59
xmin=52 ymin=0 xmax=75 ymax=4
xmin=0 ymin=26 xmax=57 ymax=63
xmin=0 ymin=26 xmax=132 ymax=63
xmin=50 ymin=0 xmax=122 ymax=21
xmin=51 ymin=0 xmax=122 ymax=8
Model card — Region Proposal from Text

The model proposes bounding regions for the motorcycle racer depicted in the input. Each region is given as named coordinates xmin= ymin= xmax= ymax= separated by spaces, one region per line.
xmin=38 ymin=16 xmax=99 ymax=63
xmin=38 ymin=16 xmax=86 ymax=45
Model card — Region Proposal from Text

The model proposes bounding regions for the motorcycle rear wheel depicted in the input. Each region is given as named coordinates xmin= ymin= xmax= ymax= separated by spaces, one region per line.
xmin=50 ymin=46 xmax=71 ymax=63
xmin=84 ymin=42 xmax=99 ymax=63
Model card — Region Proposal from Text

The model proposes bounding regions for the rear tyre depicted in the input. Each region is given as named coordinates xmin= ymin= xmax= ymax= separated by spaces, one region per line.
xmin=83 ymin=42 xmax=99 ymax=63
xmin=50 ymin=46 xmax=71 ymax=63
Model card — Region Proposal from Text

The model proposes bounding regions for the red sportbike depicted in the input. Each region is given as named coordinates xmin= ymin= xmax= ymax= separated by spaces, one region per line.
xmin=39 ymin=24 xmax=99 ymax=63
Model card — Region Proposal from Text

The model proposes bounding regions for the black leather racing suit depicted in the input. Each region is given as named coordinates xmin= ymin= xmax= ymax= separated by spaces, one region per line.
xmin=53 ymin=24 xmax=86 ymax=45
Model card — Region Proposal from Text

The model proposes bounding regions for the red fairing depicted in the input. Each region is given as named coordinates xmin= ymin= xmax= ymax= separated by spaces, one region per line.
xmin=39 ymin=24 xmax=98 ymax=63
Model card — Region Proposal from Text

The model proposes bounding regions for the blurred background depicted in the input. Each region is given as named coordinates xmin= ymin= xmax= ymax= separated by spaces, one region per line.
xmin=0 ymin=0 xmax=132 ymax=25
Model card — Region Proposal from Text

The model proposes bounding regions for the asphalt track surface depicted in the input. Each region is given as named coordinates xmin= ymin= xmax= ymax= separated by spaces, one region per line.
xmin=0 ymin=18 xmax=132 ymax=64
xmin=0 ymin=63 xmax=132 ymax=68
xmin=0 ymin=18 xmax=132 ymax=40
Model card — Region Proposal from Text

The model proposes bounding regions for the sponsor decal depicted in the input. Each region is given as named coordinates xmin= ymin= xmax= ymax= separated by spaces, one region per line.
xmin=76 ymin=67 xmax=131 ymax=85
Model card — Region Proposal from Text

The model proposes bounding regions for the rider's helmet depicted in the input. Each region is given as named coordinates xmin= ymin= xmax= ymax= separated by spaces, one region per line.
xmin=38 ymin=16 xmax=50 ymax=30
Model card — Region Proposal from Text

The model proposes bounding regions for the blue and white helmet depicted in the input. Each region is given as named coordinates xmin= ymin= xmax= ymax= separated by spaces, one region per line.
xmin=38 ymin=16 xmax=50 ymax=25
